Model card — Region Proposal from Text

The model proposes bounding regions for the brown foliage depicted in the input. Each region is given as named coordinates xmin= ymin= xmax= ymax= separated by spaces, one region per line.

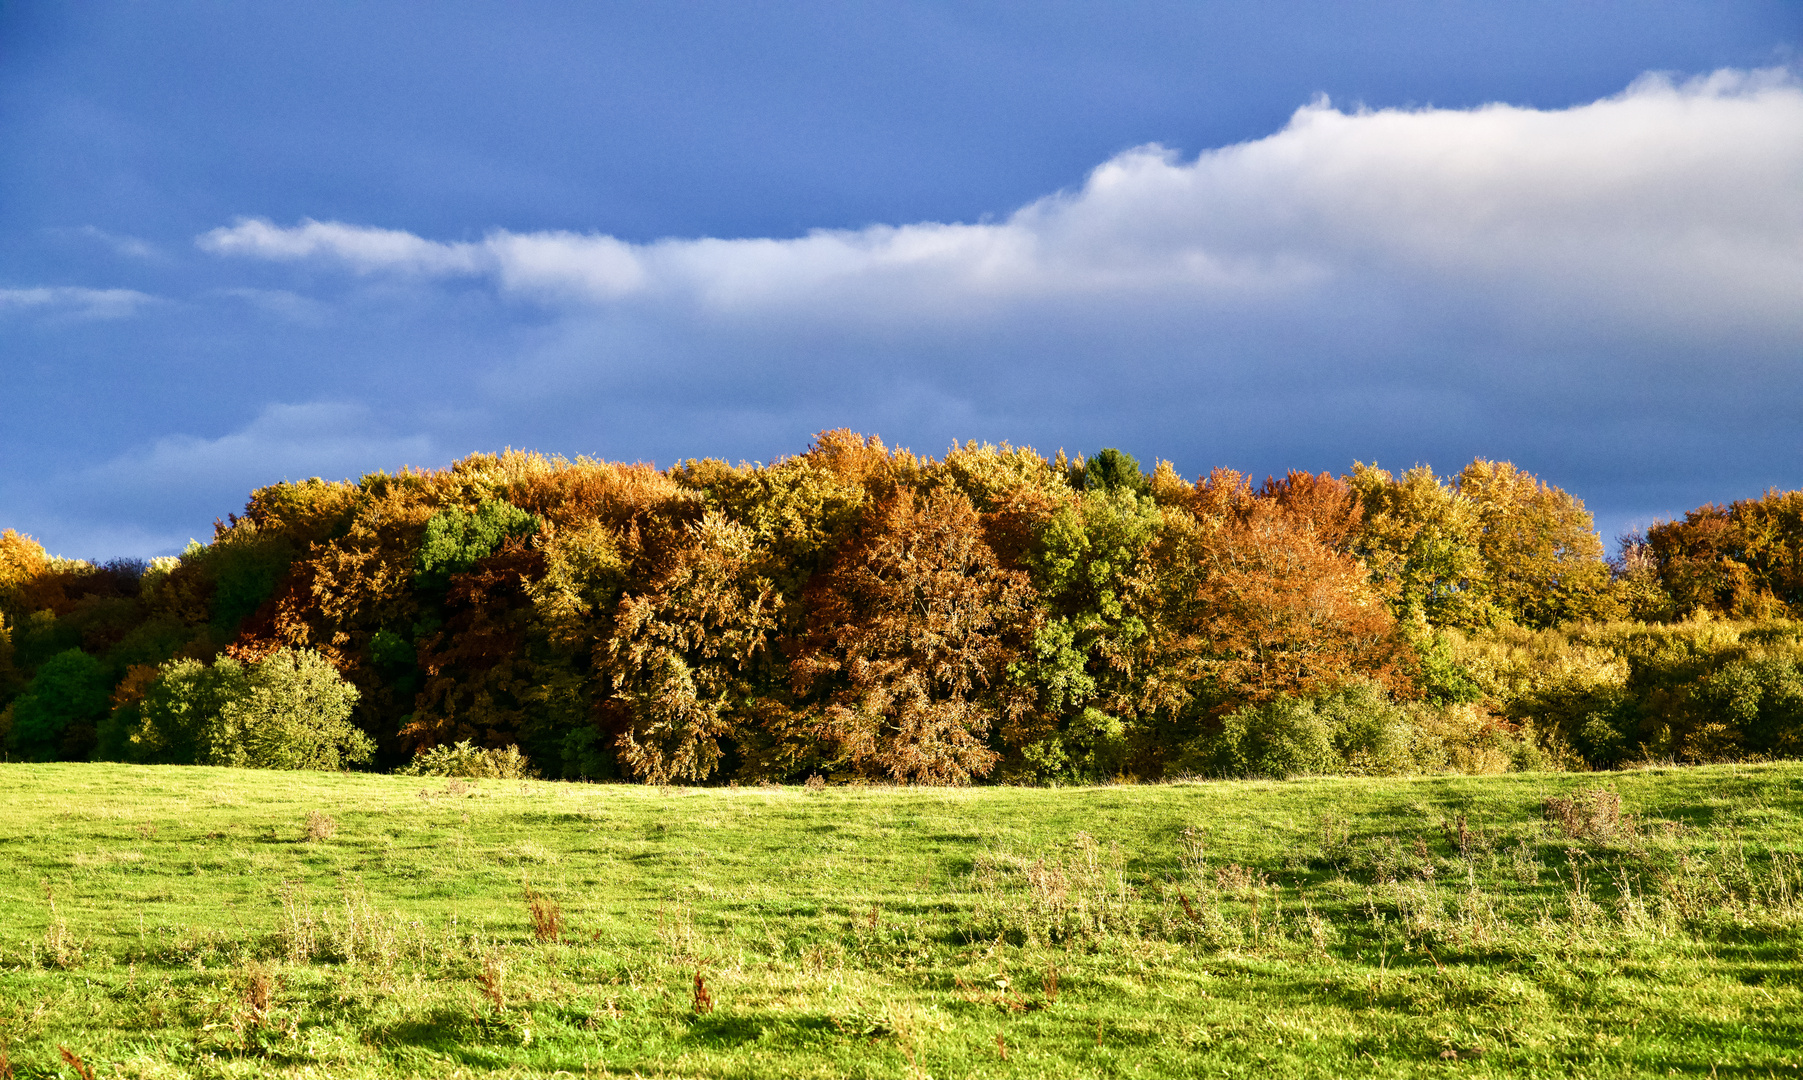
xmin=109 ymin=664 xmax=161 ymax=709
xmin=794 ymin=486 xmax=1036 ymax=783
xmin=57 ymin=1048 xmax=95 ymax=1080
xmin=1160 ymin=470 xmax=1408 ymax=709
xmin=405 ymin=543 xmax=546 ymax=751
xmin=527 ymin=891 xmax=563 ymax=943
xmin=1257 ymin=470 xmax=1364 ymax=551
xmin=1197 ymin=505 xmax=1408 ymax=704
xmin=803 ymin=428 xmax=921 ymax=498
xmin=1644 ymin=491 xmax=1803 ymax=619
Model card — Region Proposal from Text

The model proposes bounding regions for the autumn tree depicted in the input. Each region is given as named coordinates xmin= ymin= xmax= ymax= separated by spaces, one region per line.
xmin=1186 ymin=471 xmax=1409 ymax=707
xmin=604 ymin=513 xmax=783 ymax=784
xmin=1347 ymin=464 xmax=1495 ymax=629
xmin=1457 ymin=459 xmax=1612 ymax=627
xmin=794 ymin=486 xmax=1036 ymax=784
xmin=0 ymin=529 xmax=49 ymax=612
xmin=1641 ymin=489 xmax=1803 ymax=620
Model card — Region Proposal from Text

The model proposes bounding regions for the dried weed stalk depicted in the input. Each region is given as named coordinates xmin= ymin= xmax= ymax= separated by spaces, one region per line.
xmin=276 ymin=883 xmax=318 ymax=963
xmin=527 ymin=890 xmax=564 ymax=943
xmin=1544 ymin=787 xmax=1638 ymax=844
xmin=57 ymin=1047 xmax=96 ymax=1080
xmin=236 ymin=960 xmax=279 ymax=1033
xmin=476 ymin=948 xmax=507 ymax=1011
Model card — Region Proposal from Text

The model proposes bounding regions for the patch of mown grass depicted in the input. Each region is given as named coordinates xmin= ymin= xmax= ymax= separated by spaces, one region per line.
xmin=3 ymin=763 xmax=1803 ymax=1077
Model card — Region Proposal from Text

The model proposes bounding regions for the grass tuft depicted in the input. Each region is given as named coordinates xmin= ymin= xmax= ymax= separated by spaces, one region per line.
xmin=303 ymin=810 xmax=337 ymax=842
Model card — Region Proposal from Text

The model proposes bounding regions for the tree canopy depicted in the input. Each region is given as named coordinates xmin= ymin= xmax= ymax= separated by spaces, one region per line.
xmin=7 ymin=432 xmax=1792 ymax=778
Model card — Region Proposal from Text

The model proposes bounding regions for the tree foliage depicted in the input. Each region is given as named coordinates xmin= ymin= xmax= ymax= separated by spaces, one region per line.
xmin=795 ymin=486 xmax=1035 ymax=784
xmin=118 ymin=647 xmax=370 ymax=769
xmin=14 ymin=435 xmax=1803 ymax=779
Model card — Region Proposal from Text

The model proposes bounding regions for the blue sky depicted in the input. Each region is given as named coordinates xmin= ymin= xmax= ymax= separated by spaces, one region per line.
xmin=2 ymin=1 xmax=1800 ymax=558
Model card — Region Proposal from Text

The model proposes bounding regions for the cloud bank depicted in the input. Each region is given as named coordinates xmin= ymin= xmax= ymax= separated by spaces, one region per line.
xmin=141 ymin=68 xmax=1803 ymax=555
xmin=202 ymin=70 xmax=1803 ymax=341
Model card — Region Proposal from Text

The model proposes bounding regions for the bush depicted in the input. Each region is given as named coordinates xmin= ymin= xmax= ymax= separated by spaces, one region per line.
xmin=1695 ymin=652 xmax=1803 ymax=759
xmin=1182 ymin=683 xmax=1417 ymax=779
xmin=398 ymin=740 xmax=535 ymax=779
xmin=1454 ymin=619 xmax=1803 ymax=766
xmin=1187 ymin=696 xmax=1335 ymax=779
xmin=1318 ymin=683 xmax=1416 ymax=775
xmin=1407 ymin=702 xmax=1552 ymax=774
xmin=121 ymin=647 xmax=372 ymax=770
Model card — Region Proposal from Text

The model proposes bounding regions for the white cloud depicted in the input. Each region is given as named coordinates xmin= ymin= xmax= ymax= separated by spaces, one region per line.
xmin=212 ymin=287 xmax=333 ymax=325
xmin=198 ymin=69 xmax=1803 ymax=340
xmin=151 ymin=67 xmax=1803 ymax=553
xmin=199 ymin=217 xmax=484 ymax=275
xmin=0 ymin=286 xmax=156 ymax=319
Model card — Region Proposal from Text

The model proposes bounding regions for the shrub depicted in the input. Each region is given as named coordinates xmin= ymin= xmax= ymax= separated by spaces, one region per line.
xmin=1696 ymin=652 xmax=1803 ymax=759
xmin=1183 ymin=683 xmax=1417 ymax=779
xmin=397 ymin=739 xmax=534 ymax=779
xmin=122 ymin=647 xmax=372 ymax=770
xmin=1407 ymin=702 xmax=1550 ymax=774
xmin=1455 ymin=619 xmax=1803 ymax=766
xmin=1189 ymin=696 xmax=1337 ymax=779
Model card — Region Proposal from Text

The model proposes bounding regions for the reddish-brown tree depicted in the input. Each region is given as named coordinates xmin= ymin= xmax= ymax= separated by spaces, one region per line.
xmin=794 ymin=486 xmax=1036 ymax=784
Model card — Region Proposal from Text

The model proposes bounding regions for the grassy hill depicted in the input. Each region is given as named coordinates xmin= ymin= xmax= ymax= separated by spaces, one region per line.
xmin=3 ymin=763 xmax=1802 ymax=1078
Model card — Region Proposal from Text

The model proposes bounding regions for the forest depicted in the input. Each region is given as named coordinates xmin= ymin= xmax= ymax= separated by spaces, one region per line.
xmin=4 ymin=430 xmax=1803 ymax=784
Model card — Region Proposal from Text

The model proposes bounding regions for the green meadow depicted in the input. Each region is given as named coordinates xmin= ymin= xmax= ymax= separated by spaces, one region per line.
xmin=3 ymin=764 xmax=1803 ymax=1079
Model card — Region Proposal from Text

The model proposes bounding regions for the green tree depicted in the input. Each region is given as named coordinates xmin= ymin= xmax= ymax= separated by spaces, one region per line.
xmin=6 ymin=647 xmax=111 ymax=760
xmin=416 ymin=499 xmax=541 ymax=587
xmin=1011 ymin=485 xmax=1164 ymax=780
xmin=1075 ymin=448 xmax=1151 ymax=497
xmin=124 ymin=647 xmax=370 ymax=770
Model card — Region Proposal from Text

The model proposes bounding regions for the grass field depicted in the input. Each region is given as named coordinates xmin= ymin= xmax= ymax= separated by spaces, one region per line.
xmin=2 ymin=764 xmax=1802 ymax=1078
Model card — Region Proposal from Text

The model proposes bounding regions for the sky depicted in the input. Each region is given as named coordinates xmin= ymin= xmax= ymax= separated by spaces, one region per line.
xmin=2 ymin=1 xmax=1800 ymax=559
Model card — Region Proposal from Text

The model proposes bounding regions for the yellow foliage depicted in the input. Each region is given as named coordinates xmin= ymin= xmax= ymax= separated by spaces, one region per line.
xmin=0 ymin=528 xmax=50 ymax=599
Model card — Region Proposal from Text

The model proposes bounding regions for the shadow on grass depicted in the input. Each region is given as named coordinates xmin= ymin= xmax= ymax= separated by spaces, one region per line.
xmin=375 ymin=1008 xmax=482 ymax=1051
xmin=686 ymin=1010 xmax=840 ymax=1050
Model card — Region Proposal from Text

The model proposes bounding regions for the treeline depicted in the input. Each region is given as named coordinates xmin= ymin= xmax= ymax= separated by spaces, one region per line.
xmin=3 ymin=431 xmax=1803 ymax=782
